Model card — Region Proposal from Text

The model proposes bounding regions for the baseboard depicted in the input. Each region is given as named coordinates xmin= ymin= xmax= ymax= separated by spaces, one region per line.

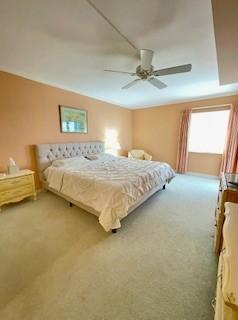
xmin=186 ymin=171 xmax=219 ymax=179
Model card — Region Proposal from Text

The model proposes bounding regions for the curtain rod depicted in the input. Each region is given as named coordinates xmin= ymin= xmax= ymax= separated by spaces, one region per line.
xmin=192 ymin=104 xmax=232 ymax=110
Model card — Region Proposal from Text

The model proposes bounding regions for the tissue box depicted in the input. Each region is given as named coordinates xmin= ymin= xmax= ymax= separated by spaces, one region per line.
xmin=8 ymin=165 xmax=19 ymax=175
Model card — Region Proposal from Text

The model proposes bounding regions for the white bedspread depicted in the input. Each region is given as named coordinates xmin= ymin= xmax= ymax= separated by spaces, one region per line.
xmin=44 ymin=157 xmax=175 ymax=231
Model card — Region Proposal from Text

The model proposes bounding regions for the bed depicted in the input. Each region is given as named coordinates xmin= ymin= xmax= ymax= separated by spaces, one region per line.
xmin=35 ymin=141 xmax=175 ymax=232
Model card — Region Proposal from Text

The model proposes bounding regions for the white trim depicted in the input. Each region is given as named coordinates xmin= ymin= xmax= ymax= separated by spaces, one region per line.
xmin=186 ymin=171 xmax=219 ymax=179
xmin=188 ymin=151 xmax=223 ymax=155
xmin=192 ymin=103 xmax=232 ymax=111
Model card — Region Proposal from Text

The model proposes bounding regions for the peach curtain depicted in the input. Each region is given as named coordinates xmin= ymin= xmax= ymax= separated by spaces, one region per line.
xmin=220 ymin=104 xmax=238 ymax=173
xmin=176 ymin=109 xmax=192 ymax=173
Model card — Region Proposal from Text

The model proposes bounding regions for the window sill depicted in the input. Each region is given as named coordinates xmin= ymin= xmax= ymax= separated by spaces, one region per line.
xmin=188 ymin=151 xmax=223 ymax=156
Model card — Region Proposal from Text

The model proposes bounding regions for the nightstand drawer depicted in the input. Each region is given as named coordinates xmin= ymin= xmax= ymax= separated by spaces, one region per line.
xmin=0 ymin=185 xmax=33 ymax=202
xmin=0 ymin=175 xmax=32 ymax=191
xmin=0 ymin=170 xmax=36 ymax=210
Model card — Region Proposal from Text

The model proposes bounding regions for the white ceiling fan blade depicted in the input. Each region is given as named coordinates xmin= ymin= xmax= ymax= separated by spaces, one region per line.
xmin=153 ymin=64 xmax=192 ymax=76
xmin=122 ymin=79 xmax=141 ymax=89
xmin=140 ymin=49 xmax=154 ymax=70
xmin=104 ymin=69 xmax=136 ymax=76
xmin=148 ymin=77 xmax=167 ymax=89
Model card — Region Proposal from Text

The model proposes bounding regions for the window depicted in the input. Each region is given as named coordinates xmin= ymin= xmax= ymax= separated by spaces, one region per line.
xmin=188 ymin=109 xmax=230 ymax=154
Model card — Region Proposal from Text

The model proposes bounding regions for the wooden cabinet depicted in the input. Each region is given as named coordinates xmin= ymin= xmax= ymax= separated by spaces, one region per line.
xmin=214 ymin=202 xmax=238 ymax=320
xmin=0 ymin=170 xmax=36 ymax=210
xmin=214 ymin=173 xmax=238 ymax=256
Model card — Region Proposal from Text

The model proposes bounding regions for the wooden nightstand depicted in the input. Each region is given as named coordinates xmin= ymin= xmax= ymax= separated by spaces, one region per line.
xmin=0 ymin=170 xmax=36 ymax=211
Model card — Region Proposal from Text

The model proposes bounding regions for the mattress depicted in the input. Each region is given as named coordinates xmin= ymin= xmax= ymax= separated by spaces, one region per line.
xmin=44 ymin=155 xmax=175 ymax=231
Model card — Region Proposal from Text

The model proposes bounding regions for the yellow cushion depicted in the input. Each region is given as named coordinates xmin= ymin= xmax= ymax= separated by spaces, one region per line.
xmin=128 ymin=150 xmax=152 ymax=160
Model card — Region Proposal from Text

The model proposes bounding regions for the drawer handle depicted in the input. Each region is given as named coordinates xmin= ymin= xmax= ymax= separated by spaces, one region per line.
xmin=217 ymin=272 xmax=222 ymax=280
xmin=211 ymin=297 xmax=216 ymax=311
xmin=217 ymin=270 xmax=223 ymax=290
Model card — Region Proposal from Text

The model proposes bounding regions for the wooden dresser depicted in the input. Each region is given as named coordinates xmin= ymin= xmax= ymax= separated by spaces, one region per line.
xmin=214 ymin=173 xmax=238 ymax=256
xmin=0 ymin=170 xmax=36 ymax=211
xmin=214 ymin=202 xmax=238 ymax=320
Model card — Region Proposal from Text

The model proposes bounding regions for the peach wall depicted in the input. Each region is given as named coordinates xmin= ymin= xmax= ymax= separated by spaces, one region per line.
xmin=0 ymin=71 xmax=132 ymax=187
xmin=133 ymin=95 xmax=238 ymax=176
xmin=188 ymin=152 xmax=222 ymax=176
xmin=1 ymin=69 xmax=237 ymax=186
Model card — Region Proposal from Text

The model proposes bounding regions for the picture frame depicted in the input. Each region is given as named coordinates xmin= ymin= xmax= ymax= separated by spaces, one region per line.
xmin=59 ymin=105 xmax=88 ymax=133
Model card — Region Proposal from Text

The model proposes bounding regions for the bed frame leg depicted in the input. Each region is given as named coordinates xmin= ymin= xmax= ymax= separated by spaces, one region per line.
xmin=112 ymin=229 xmax=117 ymax=234
xmin=163 ymin=185 xmax=166 ymax=190
xmin=69 ymin=202 xmax=73 ymax=207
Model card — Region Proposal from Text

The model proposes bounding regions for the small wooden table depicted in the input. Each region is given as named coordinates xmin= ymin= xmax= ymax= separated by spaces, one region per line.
xmin=0 ymin=170 xmax=36 ymax=211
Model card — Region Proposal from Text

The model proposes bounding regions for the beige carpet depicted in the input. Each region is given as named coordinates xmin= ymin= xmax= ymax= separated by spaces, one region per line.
xmin=0 ymin=174 xmax=218 ymax=320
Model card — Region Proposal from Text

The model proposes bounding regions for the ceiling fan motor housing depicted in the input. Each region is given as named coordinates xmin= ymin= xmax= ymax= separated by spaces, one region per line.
xmin=136 ymin=65 xmax=154 ymax=79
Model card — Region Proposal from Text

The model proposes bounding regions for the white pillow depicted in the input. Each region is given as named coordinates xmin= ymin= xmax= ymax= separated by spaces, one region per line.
xmin=85 ymin=154 xmax=99 ymax=160
xmin=86 ymin=153 xmax=117 ymax=161
xmin=52 ymin=156 xmax=88 ymax=167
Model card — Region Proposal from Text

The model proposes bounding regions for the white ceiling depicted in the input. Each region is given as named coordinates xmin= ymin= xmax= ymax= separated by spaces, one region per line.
xmin=0 ymin=0 xmax=238 ymax=109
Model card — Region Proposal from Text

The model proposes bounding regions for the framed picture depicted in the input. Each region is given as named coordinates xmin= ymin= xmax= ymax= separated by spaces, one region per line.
xmin=59 ymin=105 xmax=88 ymax=133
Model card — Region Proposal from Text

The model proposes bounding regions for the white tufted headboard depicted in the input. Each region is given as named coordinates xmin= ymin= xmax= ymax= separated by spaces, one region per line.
xmin=35 ymin=141 xmax=104 ymax=181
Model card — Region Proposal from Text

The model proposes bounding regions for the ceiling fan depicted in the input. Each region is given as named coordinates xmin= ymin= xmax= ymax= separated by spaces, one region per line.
xmin=105 ymin=49 xmax=192 ymax=90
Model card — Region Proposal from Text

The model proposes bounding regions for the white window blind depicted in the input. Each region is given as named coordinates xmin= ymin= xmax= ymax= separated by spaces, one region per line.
xmin=188 ymin=110 xmax=230 ymax=154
